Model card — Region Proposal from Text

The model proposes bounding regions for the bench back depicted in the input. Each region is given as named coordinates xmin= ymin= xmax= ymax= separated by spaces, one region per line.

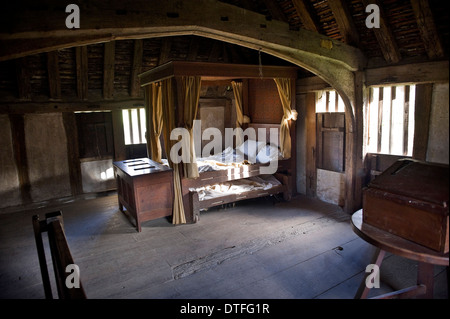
xmin=32 ymin=211 xmax=87 ymax=299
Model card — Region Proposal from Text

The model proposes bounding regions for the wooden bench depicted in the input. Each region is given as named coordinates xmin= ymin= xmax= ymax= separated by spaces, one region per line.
xmin=32 ymin=211 xmax=87 ymax=299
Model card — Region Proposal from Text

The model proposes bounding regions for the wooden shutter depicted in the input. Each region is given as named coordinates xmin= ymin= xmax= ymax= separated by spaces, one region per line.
xmin=76 ymin=112 xmax=114 ymax=160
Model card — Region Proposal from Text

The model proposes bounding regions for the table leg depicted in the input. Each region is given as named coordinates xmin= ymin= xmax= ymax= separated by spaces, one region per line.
xmin=354 ymin=248 xmax=386 ymax=299
xmin=447 ymin=266 xmax=449 ymax=294
xmin=417 ymin=262 xmax=434 ymax=299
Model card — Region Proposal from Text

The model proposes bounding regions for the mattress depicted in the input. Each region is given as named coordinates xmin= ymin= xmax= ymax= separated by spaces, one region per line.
xmin=190 ymin=174 xmax=282 ymax=201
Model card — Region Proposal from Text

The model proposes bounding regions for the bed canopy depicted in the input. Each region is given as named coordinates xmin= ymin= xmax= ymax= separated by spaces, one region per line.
xmin=138 ymin=61 xmax=298 ymax=224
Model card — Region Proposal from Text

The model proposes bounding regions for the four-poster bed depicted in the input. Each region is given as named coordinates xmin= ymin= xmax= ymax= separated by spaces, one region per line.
xmin=116 ymin=61 xmax=298 ymax=229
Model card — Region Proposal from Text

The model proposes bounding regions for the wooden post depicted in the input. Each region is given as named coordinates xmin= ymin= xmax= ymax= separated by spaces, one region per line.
xmin=9 ymin=114 xmax=32 ymax=204
xmin=62 ymin=112 xmax=83 ymax=196
xmin=305 ymin=92 xmax=316 ymax=197
xmin=112 ymin=110 xmax=126 ymax=161
xmin=412 ymin=83 xmax=433 ymax=160
xmin=344 ymin=71 xmax=365 ymax=213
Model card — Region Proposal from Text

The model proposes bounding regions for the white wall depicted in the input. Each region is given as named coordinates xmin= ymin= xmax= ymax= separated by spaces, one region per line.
xmin=316 ymin=169 xmax=345 ymax=207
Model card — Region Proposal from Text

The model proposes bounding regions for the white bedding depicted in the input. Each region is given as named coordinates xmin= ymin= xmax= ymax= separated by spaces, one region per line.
xmin=191 ymin=174 xmax=282 ymax=201
xmin=160 ymin=140 xmax=282 ymax=172
xmin=197 ymin=142 xmax=282 ymax=172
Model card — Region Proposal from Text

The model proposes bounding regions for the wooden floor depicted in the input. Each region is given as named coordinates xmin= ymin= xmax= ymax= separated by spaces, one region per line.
xmin=0 ymin=192 xmax=447 ymax=300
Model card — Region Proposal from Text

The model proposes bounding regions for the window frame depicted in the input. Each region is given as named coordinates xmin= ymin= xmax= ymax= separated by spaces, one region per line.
xmin=122 ymin=107 xmax=147 ymax=145
xmin=364 ymin=84 xmax=416 ymax=157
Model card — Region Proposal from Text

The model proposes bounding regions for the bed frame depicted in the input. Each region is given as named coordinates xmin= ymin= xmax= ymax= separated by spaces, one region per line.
xmin=139 ymin=61 xmax=298 ymax=224
xmin=182 ymin=123 xmax=294 ymax=222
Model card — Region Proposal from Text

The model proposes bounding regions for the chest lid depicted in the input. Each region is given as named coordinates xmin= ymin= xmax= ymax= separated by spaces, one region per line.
xmin=368 ymin=159 xmax=449 ymax=208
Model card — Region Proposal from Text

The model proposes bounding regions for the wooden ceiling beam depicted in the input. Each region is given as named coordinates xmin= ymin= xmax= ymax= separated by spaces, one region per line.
xmin=327 ymin=0 xmax=359 ymax=45
xmin=187 ymin=37 xmax=200 ymax=61
xmin=365 ymin=60 xmax=449 ymax=86
xmin=361 ymin=0 xmax=401 ymax=64
xmin=130 ymin=39 xmax=143 ymax=98
xmin=15 ymin=58 xmax=32 ymax=101
xmin=158 ymin=38 xmax=172 ymax=65
xmin=410 ymin=0 xmax=444 ymax=60
xmin=208 ymin=41 xmax=222 ymax=62
xmin=75 ymin=46 xmax=88 ymax=100
xmin=47 ymin=51 xmax=61 ymax=100
xmin=103 ymin=41 xmax=115 ymax=100
xmin=291 ymin=0 xmax=319 ymax=32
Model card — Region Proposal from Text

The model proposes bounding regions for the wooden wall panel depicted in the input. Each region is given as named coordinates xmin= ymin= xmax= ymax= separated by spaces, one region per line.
xmin=248 ymin=79 xmax=283 ymax=124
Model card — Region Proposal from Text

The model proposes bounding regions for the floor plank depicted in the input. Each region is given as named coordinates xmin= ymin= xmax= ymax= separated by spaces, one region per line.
xmin=0 ymin=193 xmax=447 ymax=301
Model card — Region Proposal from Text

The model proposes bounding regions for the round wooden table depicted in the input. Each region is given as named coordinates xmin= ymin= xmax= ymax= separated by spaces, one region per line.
xmin=351 ymin=209 xmax=449 ymax=299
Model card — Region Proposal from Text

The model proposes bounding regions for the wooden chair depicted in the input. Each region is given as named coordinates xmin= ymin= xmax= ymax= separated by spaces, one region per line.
xmin=32 ymin=211 xmax=87 ymax=299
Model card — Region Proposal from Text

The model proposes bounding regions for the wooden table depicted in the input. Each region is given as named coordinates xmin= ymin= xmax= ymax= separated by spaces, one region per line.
xmin=351 ymin=209 xmax=449 ymax=299
xmin=113 ymin=158 xmax=173 ymax=232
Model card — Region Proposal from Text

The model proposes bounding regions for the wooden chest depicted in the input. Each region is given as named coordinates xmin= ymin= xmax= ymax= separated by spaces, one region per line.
xmin=113 ymin=158 xmax=173 ymax=232
xmin=363 ymin=159 xmax=449 ymax=253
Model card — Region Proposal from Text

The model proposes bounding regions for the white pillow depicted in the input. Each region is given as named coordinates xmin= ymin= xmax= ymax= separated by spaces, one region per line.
xmin=237 ymin=139 xmax=266 ymax=158
xmin=256 ymin=144 xmax=280 ymax=163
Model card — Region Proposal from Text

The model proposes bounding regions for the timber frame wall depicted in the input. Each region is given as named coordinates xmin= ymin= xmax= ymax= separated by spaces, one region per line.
xmin=299 ymin=61 xmax=448 ymax=212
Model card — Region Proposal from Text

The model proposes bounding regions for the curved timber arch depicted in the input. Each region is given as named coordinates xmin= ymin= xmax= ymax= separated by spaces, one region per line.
xmin=0 ymin=0 xmax=365 ymax=126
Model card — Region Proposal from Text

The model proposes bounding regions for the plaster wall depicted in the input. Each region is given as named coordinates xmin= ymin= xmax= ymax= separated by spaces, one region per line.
xmin=0 ymin=115 xmax=22 ymax=208
xmin=24 ymin=113 xmax=72 ymax=202
xmin=81 ymin=159 xmax=116 ymax=193
xmin=316 ymin=169 xmax=345 ymax=207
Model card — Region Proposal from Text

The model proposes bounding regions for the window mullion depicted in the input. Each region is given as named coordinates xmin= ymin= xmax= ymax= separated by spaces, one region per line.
xmin=128 ymin=109 xmax=134 ymax=144
xmin=403 ymin=85 xmax=410 ymax=156
xmin=377 ymin=87 xmax=384 ymax=153
xmin=136 ymin=108 xmax=142 ymax=144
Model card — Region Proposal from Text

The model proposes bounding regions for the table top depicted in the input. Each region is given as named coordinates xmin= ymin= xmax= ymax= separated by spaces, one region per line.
xmin=351 ymin=209 xmax=449 ymax=266
xmin=113 ymin=158 xmax=172 ymax=177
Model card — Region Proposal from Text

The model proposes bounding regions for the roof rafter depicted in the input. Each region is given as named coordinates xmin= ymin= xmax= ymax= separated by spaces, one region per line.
xmin=291 ymin=0 xmax=319 ymax=32
xmin=410 ymin=0 xmax=444 ymax=60
xmin=327 ymin=0 xmax=359 ymax=46
xmin=361 ymin=0 xmax=401 ymax=64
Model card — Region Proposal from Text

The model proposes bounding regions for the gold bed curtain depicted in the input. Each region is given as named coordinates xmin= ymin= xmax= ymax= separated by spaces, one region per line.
xmin=181 ymin=76 xmax=201 ymax=179
xmin=144 ymin=78 xmax=186 ymax=225
xmin=231 ymin=80 xmax=250 ymax=147
xmin=161 ymin=78 xmax=186 ymax=224
xmin=274 ymin=78 xmax=298 ymax=159
xmin=145 ymin=83 xmax=163 ymax=163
